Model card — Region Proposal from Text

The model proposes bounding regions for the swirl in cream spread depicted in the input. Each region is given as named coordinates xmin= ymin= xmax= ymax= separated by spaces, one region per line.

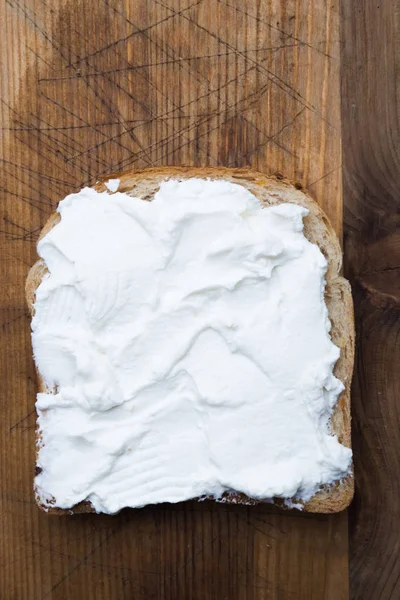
xmin=31 ymin=178 xmax=352 ymax=513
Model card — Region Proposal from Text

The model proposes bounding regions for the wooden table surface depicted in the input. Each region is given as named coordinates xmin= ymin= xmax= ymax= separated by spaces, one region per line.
xmin=342 ymin=1 xmax=400 ymax=599
xmin=0 ymin=0 xmax=398 ymax=598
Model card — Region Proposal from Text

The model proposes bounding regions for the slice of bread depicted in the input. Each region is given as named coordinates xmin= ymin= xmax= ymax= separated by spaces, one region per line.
xmin=26 ymin=167 xmax=355 ymax=514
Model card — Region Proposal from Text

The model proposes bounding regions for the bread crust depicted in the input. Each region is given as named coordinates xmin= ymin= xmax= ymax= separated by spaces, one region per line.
xmin=26 ymin=167 xmax=354 ymax=514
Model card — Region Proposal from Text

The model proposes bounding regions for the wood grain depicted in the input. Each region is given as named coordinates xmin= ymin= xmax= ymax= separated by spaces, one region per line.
xmin=341 ymin=1 xmax=400 ymax=599
xmin=0 ymin=1 xmax=348 ymax=598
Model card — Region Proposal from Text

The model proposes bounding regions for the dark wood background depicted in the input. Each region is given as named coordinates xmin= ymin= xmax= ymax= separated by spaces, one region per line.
xmin=0 ymin=0 xmax=398 ymax=598
xmin=342 ymin=1 xmax=400 ymax=599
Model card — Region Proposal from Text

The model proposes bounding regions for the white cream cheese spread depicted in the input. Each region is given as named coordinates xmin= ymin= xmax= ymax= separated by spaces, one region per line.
xmin=31 ymin=178 xmax=352 ymax=513
xmin=104 ymin=178 xmax=120 ymax=193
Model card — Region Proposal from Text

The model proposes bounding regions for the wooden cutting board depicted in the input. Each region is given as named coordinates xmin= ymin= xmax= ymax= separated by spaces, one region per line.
xmin=0 ymin=1 xmax=349 ymax=598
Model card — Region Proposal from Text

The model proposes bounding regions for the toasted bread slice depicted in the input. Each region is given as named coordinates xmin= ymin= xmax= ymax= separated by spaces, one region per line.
xmin=26 ymin=167 xmax=354 ymax=514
